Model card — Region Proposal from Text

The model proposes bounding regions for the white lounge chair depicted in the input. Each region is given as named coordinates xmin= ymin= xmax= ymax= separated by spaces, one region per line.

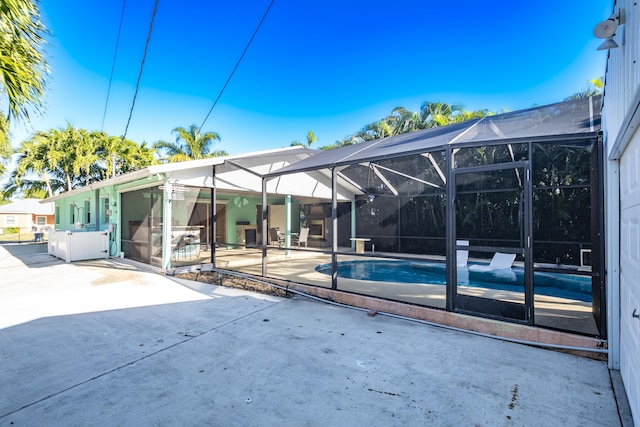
xmin=468 ymin=252 xmax=516 ymax=272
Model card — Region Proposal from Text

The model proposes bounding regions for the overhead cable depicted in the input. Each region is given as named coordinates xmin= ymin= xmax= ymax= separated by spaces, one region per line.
xmin=198 ymin=0 xmax=276 ymax=132
xmin=122 ymin=0 xmax=159 ymax=140
xmin=101 ymin=0 xmax=128 ymax=132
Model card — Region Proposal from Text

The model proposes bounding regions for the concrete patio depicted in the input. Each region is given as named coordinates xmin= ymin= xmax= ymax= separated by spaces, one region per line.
xmin=0 ymin=243 xmax=631 ymax=426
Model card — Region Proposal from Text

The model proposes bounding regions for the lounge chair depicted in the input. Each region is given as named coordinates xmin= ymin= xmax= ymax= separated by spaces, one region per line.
xmin=468 ymin=252 xmax=516 ymax=272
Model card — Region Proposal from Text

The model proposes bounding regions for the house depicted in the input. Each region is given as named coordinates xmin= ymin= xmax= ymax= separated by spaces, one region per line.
xmin=0 ymin=198 xmax=54 ymax=234
xmin=599 ymin=0 xmax=640 ymax=421
xmin=43 ymin=146 xmax=330 ymax=267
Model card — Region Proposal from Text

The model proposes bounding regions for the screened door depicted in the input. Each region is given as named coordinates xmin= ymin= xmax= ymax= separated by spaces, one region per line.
xmin=452 ymin=162 xmax=533 ymax=323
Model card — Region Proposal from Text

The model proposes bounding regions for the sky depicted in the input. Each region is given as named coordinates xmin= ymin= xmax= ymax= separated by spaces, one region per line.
xmin=9 ymin=0 xmax=613 ymax=155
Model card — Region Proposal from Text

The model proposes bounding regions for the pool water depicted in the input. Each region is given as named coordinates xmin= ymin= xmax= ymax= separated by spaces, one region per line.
xmin=315 ymin=260 xmax=592 ymax=302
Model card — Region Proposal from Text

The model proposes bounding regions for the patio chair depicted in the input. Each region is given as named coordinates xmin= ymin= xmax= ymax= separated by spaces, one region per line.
xmin=293 ymin=227 xmax=309 ymax=247
xmin=468 ymin=252 xmax=516 ymax=272
xmin=269 ymin=227 xmax=285 ymax=247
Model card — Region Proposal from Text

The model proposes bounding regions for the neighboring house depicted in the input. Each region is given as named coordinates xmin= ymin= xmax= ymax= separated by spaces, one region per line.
xmin=600 ymin=0 xmax=640 ymax=421
xmin=0 ymin=199 xmax=54 ymax=233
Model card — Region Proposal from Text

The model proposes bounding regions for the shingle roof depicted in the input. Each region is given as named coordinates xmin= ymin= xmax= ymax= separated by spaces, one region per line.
xmin=0 ymin=199 xmax=54 ymax=215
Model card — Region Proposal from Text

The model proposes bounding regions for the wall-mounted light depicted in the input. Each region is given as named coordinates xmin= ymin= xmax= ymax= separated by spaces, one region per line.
xmin=594 ymin=9 xmax=625 ymax=50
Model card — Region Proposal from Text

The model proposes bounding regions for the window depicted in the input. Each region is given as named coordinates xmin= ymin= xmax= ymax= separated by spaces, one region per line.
xmin=36 ymin=216 xmax=46 ymax=226
xmin=55 ymin=206 xmax=60 ymax=225
xmin=84 ymin=200 xmax=90 ymax=224
xmin=5 ymin=215 xmax=16 ymax=226
xmin=102 ymin=197 xmax=110 ymax=223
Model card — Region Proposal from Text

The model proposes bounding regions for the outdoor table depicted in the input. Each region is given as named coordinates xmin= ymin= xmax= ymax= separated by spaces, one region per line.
xmin=350 ymin=237 xmax=370 ymax=254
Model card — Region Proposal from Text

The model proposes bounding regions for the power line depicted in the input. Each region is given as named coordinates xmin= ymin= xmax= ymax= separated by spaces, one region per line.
xmin=101 ymin=0 xmax=128 ymax=133
xmin=199 ymin=0 xmax=276 ymax=132
xmin=122 ymin=0 xmax=159 ymax=141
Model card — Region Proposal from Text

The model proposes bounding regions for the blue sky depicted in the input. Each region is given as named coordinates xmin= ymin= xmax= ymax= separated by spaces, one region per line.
xmin=10 ymin=0 xmax=612 ymax=154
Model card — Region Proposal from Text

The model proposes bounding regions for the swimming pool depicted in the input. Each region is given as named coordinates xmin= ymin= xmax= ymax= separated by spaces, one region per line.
xmin=315 ymin=260 xmax=592 ymax=302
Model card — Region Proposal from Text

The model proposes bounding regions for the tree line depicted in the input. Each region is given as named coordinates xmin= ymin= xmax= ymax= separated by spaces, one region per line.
xmin=3 ymin=124 xmax=227 ymax=198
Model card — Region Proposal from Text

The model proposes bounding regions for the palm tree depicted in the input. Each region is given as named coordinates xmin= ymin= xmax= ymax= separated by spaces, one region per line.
xmin=92 ymin=132 xmax=156 ymax=179
xmin=419 ymin=101 xmax=465 ymax=128
xmin=0 ymin=115 xmax=11 ymax=176
xmin=564 ymin=77 xmax=604 ymax=100
xmin=154 ymin=124 xmax=227 ymax=162
xmin=8 ymin=128 xmax=68 ymax=197
xmin=387 ymin=106 xmax=420 ymax=135
xmin=0 ymin=0 xmax=49 ymax=173
xmin=358 ymin=120 xmax=393 ymax=141
xmin=306 ymin=130 xmax=317 ymax=148
xmin=5 ymin=124 xmax=156 ymax=197
xmin=118 ymin=140 xmax=156 ymax=173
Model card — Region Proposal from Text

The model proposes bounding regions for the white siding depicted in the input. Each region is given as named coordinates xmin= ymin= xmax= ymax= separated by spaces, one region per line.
xmin=603 ymin=1 xmax=640 ymax=157
xmin=602 ymin=0 xmax=640 ymax=422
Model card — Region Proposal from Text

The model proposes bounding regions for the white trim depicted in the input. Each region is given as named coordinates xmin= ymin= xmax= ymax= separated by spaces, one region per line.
xmin=116 ymin=181 xmax=163 ymax=194
xmin=608 ymin=86 xmax=640 ymax=160
xmin=605 ymin=157 xmax=620 ymax=369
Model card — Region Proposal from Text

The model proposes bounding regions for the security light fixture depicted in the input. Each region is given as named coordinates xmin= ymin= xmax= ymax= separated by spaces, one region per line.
xmin=597 ymin=37 xmax=619 ymax=51
xmin=594 ymin=9 xmax=625 ymax=50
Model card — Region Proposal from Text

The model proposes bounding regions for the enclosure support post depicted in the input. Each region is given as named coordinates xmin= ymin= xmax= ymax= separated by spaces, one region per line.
xmin=331 ymin=167 xmax=338 ymax=290
xmin=285 ymin=194 xmax=292 ymax=249
xmin=524 ymin=144 xmax=534 ymax=325
xmin=262 ymin=178 xmax=268 ymax=277
xmin=351 ymin=200 xmax=356 ymax=250
xmin=445 ymin=147 xmax=455 ymax=311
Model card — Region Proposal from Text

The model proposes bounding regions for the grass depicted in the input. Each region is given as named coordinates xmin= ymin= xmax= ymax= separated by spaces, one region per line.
xmin=0 ymin=232 xmax=46 ymax=243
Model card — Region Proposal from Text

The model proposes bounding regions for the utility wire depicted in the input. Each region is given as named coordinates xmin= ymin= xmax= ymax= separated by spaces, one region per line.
xmin=122 ymin=0 xmax=159 ymax=140
xmin=199 ymin=0 xmax=276 ymax=132
xmin=101 ymin=0 xmax=128 ymax=133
